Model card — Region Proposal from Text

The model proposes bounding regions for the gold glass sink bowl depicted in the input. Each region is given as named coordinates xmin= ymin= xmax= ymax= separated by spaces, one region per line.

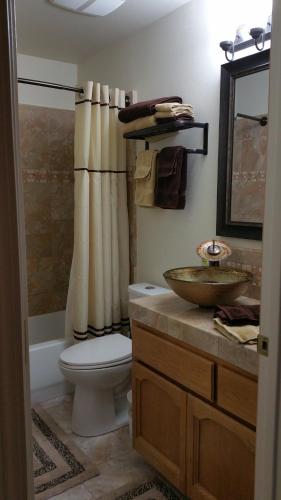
xmin=163 ymin=266 xmax=253 ymax=307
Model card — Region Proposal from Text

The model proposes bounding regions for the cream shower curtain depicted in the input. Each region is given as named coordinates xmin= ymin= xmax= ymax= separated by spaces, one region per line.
xmin=65 ymin=82 xmax=130 ymax=341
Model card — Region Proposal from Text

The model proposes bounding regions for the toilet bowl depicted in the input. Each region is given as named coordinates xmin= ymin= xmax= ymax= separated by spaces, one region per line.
xmin=59 ymin=333 xmax=132 ymax=437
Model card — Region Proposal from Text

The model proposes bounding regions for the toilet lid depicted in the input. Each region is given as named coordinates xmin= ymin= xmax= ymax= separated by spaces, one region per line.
xmin=60 ymin=333 xmax=132 ymax=367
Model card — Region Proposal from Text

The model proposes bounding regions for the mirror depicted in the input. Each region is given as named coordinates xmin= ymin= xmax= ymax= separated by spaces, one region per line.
xmin=216 ymin=50 xmax=270 ymax=240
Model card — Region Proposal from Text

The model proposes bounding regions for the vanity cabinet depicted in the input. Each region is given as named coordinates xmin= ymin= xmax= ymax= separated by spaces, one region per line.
xmin=133 ymin=362 xmax=187 ymax=491
xmin=132 ymin=321 xmax=258 ymax=499
xmin=187 ymin=395 xmax=256 ymax=500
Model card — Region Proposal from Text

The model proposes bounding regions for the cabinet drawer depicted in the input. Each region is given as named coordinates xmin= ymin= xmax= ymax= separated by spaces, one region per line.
xmin=217 ymin=366 xmax=257 ymax=426
xmin=132 ymin=323 xmax=214 ymax=401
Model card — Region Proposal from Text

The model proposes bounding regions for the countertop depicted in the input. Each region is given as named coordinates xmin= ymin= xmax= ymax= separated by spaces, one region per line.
xmin=130 ymin=292 xmax=258 ymax=376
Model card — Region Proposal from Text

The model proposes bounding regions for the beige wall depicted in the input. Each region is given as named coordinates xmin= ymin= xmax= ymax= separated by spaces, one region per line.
xmin=78 ymin=0 xmax=263 ymax=288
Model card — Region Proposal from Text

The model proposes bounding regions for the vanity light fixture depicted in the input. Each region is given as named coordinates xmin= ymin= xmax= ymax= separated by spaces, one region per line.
xmin=220 ymin=15 xmax=272 ymax=61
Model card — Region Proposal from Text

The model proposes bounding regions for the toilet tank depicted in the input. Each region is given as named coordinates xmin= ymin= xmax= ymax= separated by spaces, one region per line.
xmin=128 ymin=283 xmax=169 ymax=301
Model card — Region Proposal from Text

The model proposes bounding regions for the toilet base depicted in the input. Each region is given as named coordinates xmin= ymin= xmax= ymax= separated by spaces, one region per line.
xmin=72 ymin=384 xmax=129 ymax=437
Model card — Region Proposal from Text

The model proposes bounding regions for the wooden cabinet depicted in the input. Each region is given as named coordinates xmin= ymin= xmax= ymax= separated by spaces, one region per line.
xmin=132 ymin=322 xmax=257 ymax=499
xmin=133 ymin=362 xmax=187 ymax=492
xmin=217 ymin=366 xmax=257 ymax=427
xmin=186 ymin=395 xmax=256 ymax=500
xmin=133 ymin=323 xmax=215 ymax=400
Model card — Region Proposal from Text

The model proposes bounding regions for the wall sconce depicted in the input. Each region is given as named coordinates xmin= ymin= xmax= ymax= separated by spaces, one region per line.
xmin=220 ymin=16 xmax=271 ymax=61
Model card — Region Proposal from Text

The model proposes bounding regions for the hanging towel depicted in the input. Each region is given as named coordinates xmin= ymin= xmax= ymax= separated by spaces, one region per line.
xmin=213 ymin=317 xmax=259 ymax=344
xmin=121 ymin=115 xmax=157 ymax=135
xmin=155 ymin=146 xmax=187 ymax=209
xmin=135 ymin=150 xmax=158 ymax=207
xmin=118 ymin=96 xmax=182 ymax=123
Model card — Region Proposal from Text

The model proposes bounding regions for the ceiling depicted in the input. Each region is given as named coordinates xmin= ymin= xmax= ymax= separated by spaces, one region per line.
xmin=15 ymin=0 xmax=191 ymax=64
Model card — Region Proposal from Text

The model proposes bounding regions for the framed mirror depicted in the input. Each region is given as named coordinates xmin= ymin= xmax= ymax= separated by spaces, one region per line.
xmin=216 ymin=49 xmax=270 ymax=240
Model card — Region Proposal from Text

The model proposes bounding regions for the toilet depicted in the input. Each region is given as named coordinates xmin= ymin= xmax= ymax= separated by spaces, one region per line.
xmin=59 ymin=283 xmax=168 ymax=437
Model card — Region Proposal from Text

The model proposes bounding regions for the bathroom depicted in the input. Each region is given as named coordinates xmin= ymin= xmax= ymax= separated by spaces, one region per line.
xmin=1 ymin=0 xmax=280 ymax=498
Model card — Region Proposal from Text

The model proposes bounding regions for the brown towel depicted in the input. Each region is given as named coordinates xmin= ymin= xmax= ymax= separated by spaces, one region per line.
xmin=155 ymin=146 xmax=187 ymax=209
xmin=118 ymin=96 xmax=182 ymax=123
xmin=214 ymin=304 xmax=260 ymax=326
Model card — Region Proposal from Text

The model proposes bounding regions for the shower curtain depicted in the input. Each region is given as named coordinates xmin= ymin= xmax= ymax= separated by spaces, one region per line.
xmin=65 ymin=82 xmax=130 ymax=342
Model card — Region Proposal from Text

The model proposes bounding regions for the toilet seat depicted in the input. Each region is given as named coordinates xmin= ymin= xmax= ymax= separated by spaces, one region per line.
xmin=59 ymin=333 xmax=132 ymax=371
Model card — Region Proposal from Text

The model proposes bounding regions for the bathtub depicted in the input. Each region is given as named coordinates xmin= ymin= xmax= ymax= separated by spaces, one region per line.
xmin=29 ymin=311 xmax=73 ymax=403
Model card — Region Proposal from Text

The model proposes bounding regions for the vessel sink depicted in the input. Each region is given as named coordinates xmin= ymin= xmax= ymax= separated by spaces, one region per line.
xmin=163 ymin=266 xmax=253 ymax=307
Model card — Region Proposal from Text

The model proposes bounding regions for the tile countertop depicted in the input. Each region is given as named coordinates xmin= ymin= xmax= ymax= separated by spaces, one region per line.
xmin=129 ymin=292 xmax=259 ymax=376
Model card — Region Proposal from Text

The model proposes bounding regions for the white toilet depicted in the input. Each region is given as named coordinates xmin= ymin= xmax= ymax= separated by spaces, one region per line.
xmin=59 ymin=283 xmax=168 ymax=437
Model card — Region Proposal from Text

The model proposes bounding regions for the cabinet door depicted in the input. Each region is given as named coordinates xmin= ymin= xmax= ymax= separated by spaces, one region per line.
xmin=133 ymin=361 xmax=187 ymax=493
xmin=186 ymin=395 xmax=256 ymax=500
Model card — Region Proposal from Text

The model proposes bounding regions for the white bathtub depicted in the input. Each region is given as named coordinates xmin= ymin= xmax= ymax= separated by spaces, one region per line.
xmin=29 ymin=311 xmax=73 ymax=403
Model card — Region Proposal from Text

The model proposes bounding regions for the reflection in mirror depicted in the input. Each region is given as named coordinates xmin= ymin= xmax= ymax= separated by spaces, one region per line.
xmin=231 ymin=70 xmax=269 ymax=224
xmin=217 ymin=50 xmax=270 ymax=240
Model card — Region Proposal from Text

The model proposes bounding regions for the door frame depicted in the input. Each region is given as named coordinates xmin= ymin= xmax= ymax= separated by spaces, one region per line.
xmin=2 ymin=0 xmax=281 ymax=497
xmin=0 ymin=1 xmax=33 ymax=499
xmin=254 ymin=0 xmax=281 ymax=498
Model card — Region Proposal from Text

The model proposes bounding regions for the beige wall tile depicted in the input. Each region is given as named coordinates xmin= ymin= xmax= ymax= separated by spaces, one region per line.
xmin=20 ymin=104 xmax=75 ymax=318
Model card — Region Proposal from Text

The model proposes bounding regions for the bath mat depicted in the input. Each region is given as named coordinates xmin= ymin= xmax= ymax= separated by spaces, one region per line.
xmin=32 ymin=406 xmax=99 ymax=499
xmin=99 ymin=475 xmax=187 ymax=500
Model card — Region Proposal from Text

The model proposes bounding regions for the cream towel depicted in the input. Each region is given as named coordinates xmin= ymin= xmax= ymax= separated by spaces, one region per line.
xmin=121 ymin=115 xmax=157 ymax=134
xmin=155 ymin=102 xmax=194 ymax=113
xmin=134 ymin=150 xmax=158 ymax=207
xmin=213 ymin=317 xmax=259 ymax=344
xmin=155 ymin=110 xmax=195 ymax=119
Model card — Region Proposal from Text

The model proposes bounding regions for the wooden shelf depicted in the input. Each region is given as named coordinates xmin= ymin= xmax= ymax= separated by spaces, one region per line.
xmin=123 ymin=120 xmax=209 ymax=155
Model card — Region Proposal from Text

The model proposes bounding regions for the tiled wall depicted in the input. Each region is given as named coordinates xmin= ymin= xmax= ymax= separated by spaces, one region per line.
xmin=231 ymin=118 xmax=267 ymax=224
xmin=19 ymin=105 xmax=74 ymax=316
xmin=225 ymin=247 xmax=262 ymax=300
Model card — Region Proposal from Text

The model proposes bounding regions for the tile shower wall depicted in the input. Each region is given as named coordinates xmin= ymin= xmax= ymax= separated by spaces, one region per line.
xmin=225 ymin=247 xmax=262 ymax=300
xmin=19 ymin=104 xmax=74 ymax=316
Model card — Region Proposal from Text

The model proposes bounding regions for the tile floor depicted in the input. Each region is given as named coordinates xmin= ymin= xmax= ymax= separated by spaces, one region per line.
xmin=40 ymin=395 xmax=153 ymax=500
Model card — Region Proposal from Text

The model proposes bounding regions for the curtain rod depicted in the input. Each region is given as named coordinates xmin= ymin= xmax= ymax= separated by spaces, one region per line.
xmin=18 ymin=77 xmax=84 ymax=94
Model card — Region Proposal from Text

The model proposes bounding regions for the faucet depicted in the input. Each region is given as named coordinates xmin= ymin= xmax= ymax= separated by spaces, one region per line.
xmin=197 ymin=239 xmax=232 ymax=267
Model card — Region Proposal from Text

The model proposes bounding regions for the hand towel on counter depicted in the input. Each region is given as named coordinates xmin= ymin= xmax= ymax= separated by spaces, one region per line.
xmin=118 ymin=96 xmax=182 ymax=123
xmin=155 ymin=146 xmax=187 ymax=209
xmin=121 ymin=115 xmax=157 ymax=135
xmin=214 ymin=304 xmax=260 ymax=326
xmin=213 ymin=317 xmax=259 ymax=344
xmin=134 ymin=150 xmax=158 ymax=207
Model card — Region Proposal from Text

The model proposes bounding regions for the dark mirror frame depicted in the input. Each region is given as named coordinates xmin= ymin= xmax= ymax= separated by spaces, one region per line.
xmin=216 ymin=49 xmax=270 ymax=241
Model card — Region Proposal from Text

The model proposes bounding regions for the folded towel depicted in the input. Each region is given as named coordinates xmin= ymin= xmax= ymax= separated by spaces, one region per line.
xmin=134 ymin=150 xmax=158 ymax=207
xmin=155 ymin=102 xmax=194 ymax=113
xmin=155 ymin=146 xmax=187 ymax=209
xmin=118 ymin=96 xmax=182 ymax=123
xmin=214 ymin=304 xmax=260 ymax=326
xmin=155 ymin=110 xmax=195 ymax=120
xmin=214 ymin=317 xmax=259 ymax=344
xmin=121 ymin=115 xmax=157 ymax=135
